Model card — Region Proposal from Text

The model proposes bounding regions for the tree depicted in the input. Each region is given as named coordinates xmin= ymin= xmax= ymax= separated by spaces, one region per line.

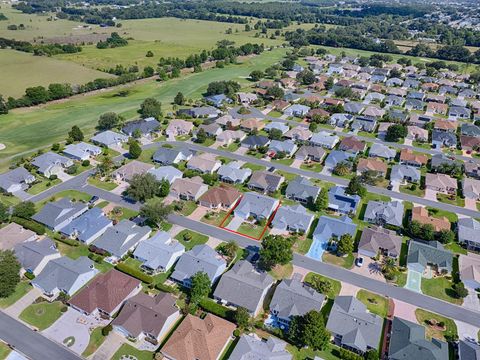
xmin=288 ymin=310 xmax=330 ymax=350
xmin=174 ymin=92 xmax=185 ymax=106
xmin=268 ymin=128 xmax=283 ymax=140
xmin=453 ymin=282 xmax=468 ymax=299
xmin=98 ymin=112 xmax=123 ymax=130
xmin=0 ymin=250 xmax=21 ymax=298
xmin=218 ymin=241 xmax=239 ymax=259
xmin=346 ymin=176 xmax=366 ymax=197
xmin=158 ymin=179 xmax=170 ymax=197
xmin=385 ymin=124 xmax=407 ymax=143
xmin=0 ymin=95 xmax=8 ymax=115
xmin=125 ymin=173 xmax=160 ymax=202
xmin=266 ymin=86 xmax=284 ymax=99
xmin=249 ymin=70 xmax=264 ymax=82
xmin=365 ymin=349 xmax=379 ymax=360
xmin=143 ymin=66 xmax=154 ymax=77
xmin=195 ymin=128 xmax=207 ymax=144
xmin=337 ymin=233 xmax=354 ymax=256
xmin=437 ymin=230 xmax=455 ymax=244
xmin=324 ymin=77 xmax=334 ymax=90
xmin=0 ymin=202 xmax=9 ymax=223
xmin=12 ymin=201 xmax=35 ymax=219
xmin=146 ymin=50 xmax=154 ymax=57
xmin=315 ymin=188 xmax=329 ymax=211
xmin=296 ymin=70 xmax=316 ymax=85
xmin=139 ymin=97 xmax=162 ymax=119
xmin=332 ymin=162 xmax=351 ymax=176
xmin=309 ymin=275 xmax=333 ymax=296
xmin=68 ymin=125 xmax=84 ymax=142
xmin=97 ymin=156 xmax=114 ymax=176
xmin=190 ymin=271 xmax=211 ymax=304
xmin=140 ymin=198 xmax=172 ymax=226
xmin=259 ymin=235 xmax=293 ymax=270
xmin=234 ymin=307 xmax=251 ymax=329
xmin=129 ymin=140 xmax=142 ymax=159
xmin=25 ymin=86 xmax=49 ymax=105
xmin=381 ymin=257 xmax=397 ymax=277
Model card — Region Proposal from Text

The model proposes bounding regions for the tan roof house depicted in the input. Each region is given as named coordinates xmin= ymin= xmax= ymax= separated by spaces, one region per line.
xmin=216 ymin=114 xmax=241 ymax=128
xmin=0 ymin=223 xmax=37 ymax=250
xmin=427 ymin=102 xmax=448 ymax=116
xmin=399 ymin=149 xmax=427 ymax=167
xmin=425 ymin=173 xmax=458 ymax=195
xmin=165 ymin=119 xmax=194 ymax=138
xmin=411 ymin=206 xmax=451 ymax=232
xmin=112 ymin=292 xmax=181 ymax=344
xmin=462 ymin=177 xmax=480 ymax=200
xmin=240 ymin=118 xmax=265 ymax=133
xmin=407 ymin=126 xmax=428 ymax=142
xmin=434 ymin=119 xmax=457 ymax=132
xmin=216 ymin=130 xmax=246 ymax=146
xmin=356 ymin=158 xmax=387 ymax=177
xmin=199 ymin=185 xmax=242 ymax=210
xmin=284 ymin=127 xmax=313 ymax=141
xmin=461 ymin=135 xmax=480 ymax=151
xmin=363 ymin=106 xmax=385 ymax=118
xmin=112 ymin=161 xmax=154 ymax=182
xmin=186 ymin=154 xmax=221 ymax=174
xmin=161 ymin=314 xmax=236 ymax=360
xmin=170 ymin=176 xmax=209 ymax=201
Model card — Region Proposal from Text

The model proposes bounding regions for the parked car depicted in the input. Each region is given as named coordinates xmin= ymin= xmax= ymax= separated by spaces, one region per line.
xmin=89 ymin=196 xmax=99 ymax=205
xmin=355 ymin=257 xmax=364 ymax=267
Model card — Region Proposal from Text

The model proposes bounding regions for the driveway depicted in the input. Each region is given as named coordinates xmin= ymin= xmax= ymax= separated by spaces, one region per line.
xmin=56 ymin=171 xmax=73 ymax=182
xmin=225 ymin=216 xmax=243 ymax=231
xmin=5 ymin=288 xmax=42 ymax=318
xmin=339 ymin=282 xmax=360 ymax=296
xmin=350 ymin=258 xmax=386 ymax=282
xmin=291 ymin=159 xmax=303 ymax=169
xmin=236 ymin=147 xmax=248 ymax=155
xmin=424 ymin=188 xmax=438 ymax=201
xmin=464 ymin=198 xmax=477 ymax=211
xmin=455 ymin=320 xmax=480 ymax=341
xmin=404 ymin=139 xmax=413 ymax=146
xmin=188 ymin=206 xmax=209 ymax=221
xmin=111 ymin=181 xmax=128 ymax=195
xmin=463 ymin=289 xmax=480 ymax=311
xmin=390 ymin=181 xmax=400 ymax=193
xmin=393 ymin=300 xmax=418 ymax=323
xmin=91 ymin=332 xmax=125 ymax=360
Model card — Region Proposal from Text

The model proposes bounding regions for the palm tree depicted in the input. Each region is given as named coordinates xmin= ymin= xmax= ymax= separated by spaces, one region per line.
xmin=381 ymin=257 xmax=397 ymax=275
xmin=223 ymin=241 xmax=239 ymax=259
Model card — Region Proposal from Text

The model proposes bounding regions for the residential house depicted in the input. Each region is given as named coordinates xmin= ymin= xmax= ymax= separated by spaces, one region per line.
xmin=364 ymin=92 xmax=385 ymax=104
xmin=409 ymin=240 xmax=454 ymax=276
xmin=60 ymin=207 xmax=113 ymax=245
xmin=362 ymin=106 xmax=385 ymax=118
xmin=405 ymin=98 xmax=425 ymax=111
xmin=216 ymin=130 xmax=246 ymax=146
xmin=364 ymin=200 xmax=404 ymax=227
xmin=324 ymin=151 xmax=355 ymax=170
xmin=377 ymin=122 xmax=395 ymax=139
xmin=306 ymin=108 xmax=329 ymax=121
xmin=268 ymin=140 xmax=298 ymax=157
xmin=122 ymin=118 xmax=160 ymax=137
xmin=63 ymin=142 xmax=101 ymax=161
xmin=465 ymin=160 xmax=480 ymax=179
xmin=32 ymin=256 xmax=97 ymax=298
xmin=399 ymin=149 xmax=427 ymax=167
xmin=329 ymin=113 xmax=353 ymax=128
xmin=93 ymin=220 xmax=152 ymax=260
xmin=461 ymin=123 xmax=480 ymax=138
xmin=385 ymin=95 xmax=404 ymax=107
xmin=31 ymin=152 xmax=74 ymax=177
xmin=170 ymin=176 xmax=209 ymax=201
xmin=170 ymin=244 xmax=227 ymax=288
xmin=240 ymin=118 xmax=265 ymax=133
xmin=238 ymin=92 xmax=258 ymax=105
xmin=462 ymin=178 xmax=480 ymax=200
xmin=91 ymin=130 xmax=128 ymax=148
xmin=425 ymin=173 xmax=458 ymax=195
xmin=432 ymin=130 xmax=457 ymax=149
xmin=285 ymin=176 xmax=320 ymax=204
xmin=295 ymin=145 xmax=326 ymax=163
xmin=204 ymin=94 xmax=232 ymax=107
xmin=186 ymin=154 xmax=221 ymax=174
xmin=430 ymin=154 xmax=459 ymax=172
xmin=271 ymin=205 xmax=315 ymax=234
xmin=284 ymin=104 xmax=310 ymax=117
xmin=435 ymin=119 xmax=457 ymax=132
xmin=356 ymin=158 xmax=387 ymax=177
xmin=133 ymin=232 xmax=185 ymax=274
xmin=411 ymin=207 xmax=451 ymax=232
xmin=351 ymin=116 xmax=377 ymax=132
xmin=344 ymin=102 xmax=365 ymax=115
xmin=368 ymin=143 xmax=396 ymax=161
xmin=216 ymin=114 xmax=241 ymax=128
xmin=32 ymin=198 xmax=88 ymax=231
xmin=449 ymin=106 xmax=471 ymax=120
xmin=197 ymin=123 xmax=222 ymax=138
xmin=390 ymin=165 xmax=421 ymax=184
xmin=112 ymin=292 xmax=181 ymax=344
xmin=0 ymin=167 xmax=35 ymax=194
xmin=338 ymin=137 xmax=366 ymax=154
xmin=426 ymin=102 xmax=448 ymax=116
xmin=461 ymin=135 xmax=480 ymax=151
xmin=458 ymin=340 xmax=480 ymax=360
xmin=248 ymin=171 xmax=284 ymax=194
xmin=148 ymin=166 xmax=183 ymax=184
xmin=358 ymin=226 xmax=402 ymax=258
xmin=389 ymin=317 xmax=448 ymax=360
xmin=326 ymin=296 xmax=383 ymax=354
xmin=269 ymin=277 xmax=325 ymax=329
xmin=0 ymin=223 xmax=36 ymax=251
xmin=111 ymin=160 xmax=154 ymax=183
xmin=160 ymin=314 xmax=235 ymax=360
xmin=407 ymin=126 xmax=428 ymax=142
xmin=217 ymin=161 xmax=251 ymax=184
xmin=179 ymin=106 xmax=220 ymax=118
xmin=328 ymin=186 xmax=361 ymax=215
xmin=234 ymin=192 xmax=279 ymax=220
xmin=284 ymin=127 xmax=312 ymax=142
xmin=152 ymin=147 xmax=193 ymax=165
xmin=309 ymin=131 xmax=339 ymax=149
xmin=69 ymin=269 xmax=142 ymax=318
xmin=229 ymin=334 xmax=292 ymax=360
xmin=213 ymin=260 xmax=274 ymax=316
xmin=198 ymin=185 xmax=242 ymax=210
xmin=14 ymin=237 xmax=60 ymax=276
xmin=265 ymin=122 xmax=289 ymax=135
xmin=241 ymin=135 xmax=270 ymax=149
xmin=458 ymin=218 xmax=480 ymax=252
xmin=410 ymin=114 xmax=433 ymax=128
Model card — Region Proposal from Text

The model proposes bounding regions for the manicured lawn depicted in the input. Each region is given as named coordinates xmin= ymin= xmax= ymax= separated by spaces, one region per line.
xmin=176 ymin=200 xmax=198 ymax=216
xmin=399 ymin=184 xmax=425 ymax=198
xmin=137 ymin=148 xmax=157 ymax=164
xmin=421 ymin=277 xmax=462 ymax=305
xmin=322 ymin=252 xmax=355 ymax=270
xmin=36 ymin=190 xmax=92 ymax=210
xmin=304 ymin=272 xmax=341 ymax=298
xmin=286 ymin=344 xmax=344 ymax=360
xmin=0 ymin=281 xmax=31 ymax=308
xmin=201 ymin=210 xmax=229 ymax=227
xmin=174 ymin=229 xmax=209 ymax=250
xmin=237 ymin=222 xmax=266 ymax=239
xmin=88 ymin=177 xmax=118 ymax=191
xmin=268 ymin=110 xmax=283 ymax=118
xmin=444 ymin=242 xmax=467 ymax=255
xmin=19 ymin=301 xmax=66 ymax=330
xmin=56 ymin=241 xmax=89 ymax=260
xmin=436 ymin=193 xmax=465 ymax=207
xmin=82 ymin=327 xmax=106 ymax=358
xmin=300 ymin=162 xmax=323 ymax=173
xmin=293 ymin=236 xmax=313 ymax=255
xmin=108 ymin=207 xmax=139 ymax=222
xmin=222 ymin=142 xmax=240 ymax=152
xmin=0 ymin=342 xmax=11 ymax=360
xmin=27 ymin=178 xmax=62 ymax=195
xmin=242 ymin=163 xmax=265 ymax=172
xmin=426 ymin=207 xmax=458 ymax=223
xmin=415 ymin=309 xmax=457 ymax=341
xmin=95 ymin=200 xmax=110 ymax=209
xmin=275 ymin=170 xmax=297 ymax=182
xmin=0 ymin=193 xmax=21 ymax=206
xmin=268 ymin=263 xmax=293 ymax=280
xmin=112 ymin=344 xmax=154 ymax=360
xmin=272 ymin=158 xmax=294 ymax=166
xmin=356 ymin=290 xmax=389 ymax=318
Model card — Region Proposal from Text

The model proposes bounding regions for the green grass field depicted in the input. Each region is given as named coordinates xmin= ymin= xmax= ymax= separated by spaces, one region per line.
xmin=19 ymin=301 xmax=65 ymax=330
xmin=0 ymin=48 xmax=286 ymax=170
xmin=0 ymin=49 xmax=114 ymax=98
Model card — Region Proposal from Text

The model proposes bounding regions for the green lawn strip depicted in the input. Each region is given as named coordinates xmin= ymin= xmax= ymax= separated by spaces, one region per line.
xmin=436 ymin=193 xmax=465 ymax=207
xmin=237 ymin=222 xmax=265 ymax=239
xmin=286 ymin=343 xmax=344 ymax=360
xmin=109 ymin=207 xmax=139 ymax=222
xmin=415 ymin=309 xmax=457 ymax=342
xmin=420 ymin=277 xmax=462 ymax=305
xmin=36 ymin=190 xmax=92 ymax=210
xmin=322 ymin=252 xmax=354 ymax=270
xmin=137 ymin=148 xmax=157 ymax=164
xmin=272 ymin=158 xmax=294 ymax=166
xmin=0 ymin=193 xmax=21 ymax=206
xmin=111 ymin=344 xmax=154 ymax=360
xmin=275 ymin=170 xmax=297 ymax=182
xmin=304 ymin=272 xmax=341 ymax=298
xmin=174 ymin=229 xmax=209 ymax=250
xmin=221 ymin=142 xmax=240 ymax=152
xmin=219 ymin=338 xmax=238 ymax=360
xmin=88 ymin=177 xmax=118 ymax=191
xmin=19 ymin=301 xmax=66 ymax=330
xmin=176 ymin=200 xmax=198 ymax=216
xmin=399 ymin=184 xmax=425 ymax=198
xmin=95 ymin=200 xmax=110 ymax=209
xmin=81 ymin=327 xmax=106 ymax=358
xmin=201 ymin=210 xmax=229 ymax=227
xmin=300 ymin=162 xmax=323 ymax=173
xmin=425 ymin=207 xmax=458 ymax=223
xmin=443 ymin=242 xmax=467 ymax=255
xmin=0 ymin=342 xmax=11 ymax=360
xmin=356 ymin=290 xmax=388 ymax=318
xmin=27 ymin=178 xmax=62 ymax=195
xmin=268 ymin=263 xmax=293 ymax=280
xmin=0 ymin=281 xmax=32 ymax=308
xmin=242 ymin=163 xmax=265 ymax=172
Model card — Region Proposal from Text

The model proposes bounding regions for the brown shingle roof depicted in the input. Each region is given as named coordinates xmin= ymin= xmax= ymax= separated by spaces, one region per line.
xmin=357 ymin=158 xmax=387 ymax=175
xmin=69 ymin=269 xmax=140 ymax=315
xmin=161 ymin=314 xmax=236 ymax=360
xmin=199 ymin=185 xmax=242 ymax=208
xmin=434 ymin=119 xmax=457 ymax=131
xmin=412 ymin=206 xmax=451 ymax=232
xmin=338 ymin=137 xmax=365 ymax=153
xmin=399 ymin=149 xmax=428 ymax=166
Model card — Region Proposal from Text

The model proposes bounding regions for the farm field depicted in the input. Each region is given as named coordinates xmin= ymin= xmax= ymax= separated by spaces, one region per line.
xmin=0 ymin=49 xmax=114 ymax=98
xmin=0 ymin=48 xmax=286 ymax=170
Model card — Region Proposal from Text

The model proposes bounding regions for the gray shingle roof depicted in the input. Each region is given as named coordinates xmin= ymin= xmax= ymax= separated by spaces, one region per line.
xmin=364 ymin=200 xmax=404 ymax=227
xmin=0 ymin=167 xmax=35 ymax=192
xmin=229 ymin=335 xmax=292 ymax=360
xmin=271 ymin=205 xmax=315 ymax=233
xmin=218 ymin=162 xmax=252 ymax=183
xmin=91 ymin=130 xmax=128 ymax=147
xmin=14 ymin=238 xmax=59 ymax=273
xmin=133 ymin=231 xmax=185 ymax=271
xmin=368 ymin=143 xmax=396 ymax=160
xmin=234 ymin=192 xmax=279 ymax=220
xmin=458 ymin=218 xmax=480 ymax=246
xmin=285 ymin=176 xmax=320 ymax=202
xmin=32 ymin=198 xmax=88 ymax=230
xmin=60 ymin=207 xmax=112 ymax=244
xmin=407 ymin=241 xmax=453 ymax=273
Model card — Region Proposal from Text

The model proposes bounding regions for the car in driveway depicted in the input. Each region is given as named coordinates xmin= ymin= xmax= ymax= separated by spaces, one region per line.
xmin=88 ymin=195 xmax=99 ymax=205
xmin=355 ymin=257 xmax=364 ymax=267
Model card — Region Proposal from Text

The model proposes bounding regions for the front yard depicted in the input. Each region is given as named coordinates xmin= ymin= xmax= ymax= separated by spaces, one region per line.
xmin=268 ymin=263 xmax=293 ymax=280
xmin=322 ymin=251 xmax=354 ymax=270
xmin=27 ymin=178 xmax=62 ymax=195
xmin=304 ymin=272 xmax=341 ymax=298
xmin=0 ymin=281 xmax=31 ymax=308
xmin=399 ymin=184 xmax=425 ymax=198
xmin=175 ymin=200 xmax=198 ymax=216
xmin=82 ymin=327 xmax=106 ymax=358
xmin=201 ymin=210 xmax=229 ymax=227
xmin=237 ymin=222 xmax=267 ymax=239
xmin=19 ymin=301 xmax=66 ymax=330
xmin=300 ymin=162 xmax=323 ymax=173
xmin=415 ymin=309 xmax=457 ymax=341
xmin=174 ymin=229 xmax=209 ymax=250
xmin=421 ymin=277 xmax=462 ymax=305
xmin=112 ymin=344 xmax=154 ymax=360
xmin=436 ymin=193 xmax=465 ymax=207
xmin=356 ymin=290 xmax=389 ymax=318
xmin=88 ymin=177 xmax=118 ymax=191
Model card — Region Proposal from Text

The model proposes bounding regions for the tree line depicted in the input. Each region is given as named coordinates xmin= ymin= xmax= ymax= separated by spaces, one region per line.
xmin=0 ymin=37 xmax=82 ymax=56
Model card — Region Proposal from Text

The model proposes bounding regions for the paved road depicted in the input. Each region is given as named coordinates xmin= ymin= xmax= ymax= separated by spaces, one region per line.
xmin=0 ymin=311 xmax=83 ymax=360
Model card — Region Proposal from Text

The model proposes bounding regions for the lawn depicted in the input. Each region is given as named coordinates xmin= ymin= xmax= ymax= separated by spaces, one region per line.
xmin=0 ymin=48 xmax=286 ymax=171
xmin=237 ymin=222 xmax=267 ymax=239
xmin=272 ymin=158 xmax=294 ymax=166
xmin=0 ymin=193 xmax=21 ymax=206
xmin=0 ymin=342 xmax=11 ymax=360
xmin=421 ymin=277 xmax=462 ymax=305
xmin=0 ymin=281 xmax=31 ymax=308
xmin=242 ymin=163 xmax=266 ymax=172
xmin=268 ymin=263 xmax=293 ymax=280
xmin=304 ymin=272 xmax=341 ymax=298
xmin=415 ymin=309 xmax=457 ymax=341
xmin=19 ymin=301 xmax=66 ymax=330
xmin=436 ymin=193 xmax=465 ymax=207
xmin=356 ymin=290 xmax=389 ymax=318
xmin=286 ymin=344 xmax=345 ymax=360
xmin=88 ymin=177 xmax=118 ymax=191
xmin=36 ymin=190 xmax=92 ymax=209
xmin=322 ymin=251 xmax=355 ymax=270
xmin=108 ymin=206 xmax=139 ymax=222
xmin=176 ymin=200 xmax=198 ymax=216
xmin=27 ymin=178 xmax=62 ymax=195
xmin=174 ymin=229 xmax=209 ymax=250
xmin=82 ymin=327 xmax=106 ymax=358
xmin=399 ymin=184 xmax=425 ymax=198
xmin=222 ymin=142 xmax=240 ymax=152
xmin=112 ymin=344 xmax=154 ymax=360
xmin=137 ymin=148 xmax=157 ymax=164
xmin=444 ymin=242 xmax=467 ymax=255
xmin=300 ymin=162 xmax=323 ymax=173
xmin=426 ymin=207 xmax=458 ymax=223
xmin=201 ymin=210 xmax=229 ymax=227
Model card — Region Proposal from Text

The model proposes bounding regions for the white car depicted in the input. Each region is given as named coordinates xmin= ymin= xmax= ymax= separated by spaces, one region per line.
xmin=355 ymin=257 xmax=364 ymax=267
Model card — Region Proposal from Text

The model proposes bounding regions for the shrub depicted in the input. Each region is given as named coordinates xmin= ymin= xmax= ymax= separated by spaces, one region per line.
xmin=155 ymin=282 xmax=178 ymax=294
xmin=82 ymin=160 xmax=90 ymax=167
xmin=53 ymin=234 xmax=79 ymax=247
xmin=337 ymin=348 xmax=363 ymax=360
xmin=61 ymin=306 xmax=68 ymax=313
xmin=233 ymin=329 xmax=240 ymax=337
xmin=11 ymin=216 xmax=45 ymax=235
xmin=24 ymin=272 xmax=35 ymax=280
xmin=115 ymin=262 xmax=153 ymax=284
xmin=102 ymin=324 xmax=112 ymax=336
xmin=199 ymin=298 xmax=234 ymax=320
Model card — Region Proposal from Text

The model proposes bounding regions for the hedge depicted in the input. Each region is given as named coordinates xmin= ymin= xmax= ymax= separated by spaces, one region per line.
xmin=115 ymin=262 xmax=153 ymax=284
xmin=12 ymin=217 xmax=45 ymax=235
xmin=199 ymin=298 xmax=234 ymax=321
xmin=24 ymin=272 xmax=35 ymax=280
xmin=337 ymin=348 xmax=363 ymax=360
xmin=53 ymin=234 xmax=79 ymax=247
xmin=155 ymin=282 xmax=178 ymax=295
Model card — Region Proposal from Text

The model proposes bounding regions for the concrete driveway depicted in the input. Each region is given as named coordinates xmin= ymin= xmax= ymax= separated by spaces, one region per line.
xmin=5 ymin=288 xmax=41 ymax=318
xmin=424 ymin=188 xmax=438 ymax=201
xmin=291 ymin=159 xmax=303 ymax=169
xmin=339 ymin=282 xmax=360 ymax=296
xmin=464 ymin=198 xmax=478 ymax=211
xmin=350 ymin=257 xmax=386 ymax=282
xmin=236 ymin=147 xmax=248 ymax=155
xmin=226 ymin=216 xmax=243 ymax=231
xmin=91 ymin=332 xmax=125 ymax=360
xmin=455 ymin=320 xmax=480 ymax=341
xmin=188 ymin=206 xmax=209 ymax=221
xmin=393 ymin=300 xmax=418 ymax=323
xmin=56 ymin=171 xmax=73 ymax=182
xmin=391 ymin=181 xmax=400 ymax=192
